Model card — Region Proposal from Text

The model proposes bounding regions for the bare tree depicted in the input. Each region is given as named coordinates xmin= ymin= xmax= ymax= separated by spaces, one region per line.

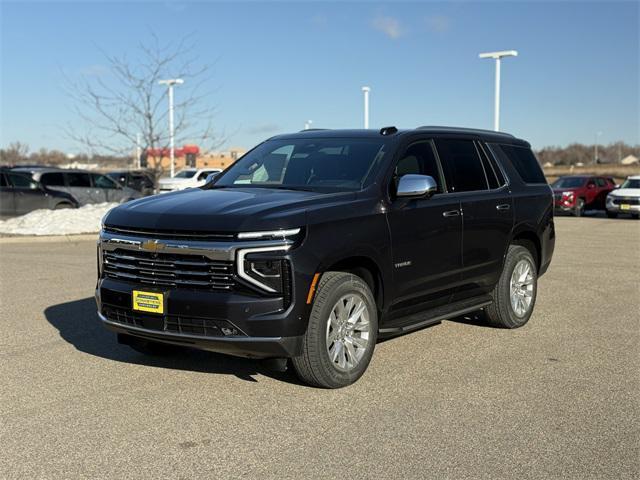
xmin=0 ymin=141 xmax=30 ymax=165
xmin=65 ymin=34 xmax=223 ymax=173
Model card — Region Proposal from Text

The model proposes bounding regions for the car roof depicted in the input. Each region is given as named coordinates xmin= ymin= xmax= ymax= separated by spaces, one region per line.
xmin=628 ymin=175 xmax=640 ymax=180
xmin=269 ymin=126 xmax=529 ymax=146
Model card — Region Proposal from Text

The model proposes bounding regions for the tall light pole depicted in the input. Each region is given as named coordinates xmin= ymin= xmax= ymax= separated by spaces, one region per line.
xmin=594 ymin=131 xmax=602 ymax=164
xmin=479 ymin=50 xmax=518 ymax=131
xmin=158 ymin=78 xmax=184 ymax=177
xmin=361 ymin=86 xmax=370 ymax=129
xmin=304 ymin=120 xmax=313 ymax=130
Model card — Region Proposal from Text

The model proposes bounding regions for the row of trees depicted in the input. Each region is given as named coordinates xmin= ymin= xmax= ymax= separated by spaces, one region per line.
xmin=0 ymin=142 xmax=130 ymax=168
xmin=2 ymin=139 xmax=637 ymax=169
xmin=536 ymin=142 xmax=638 ymax=166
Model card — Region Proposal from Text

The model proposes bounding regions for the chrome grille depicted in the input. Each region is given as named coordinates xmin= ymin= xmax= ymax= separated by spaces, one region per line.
xmin=102 ymin=249 xmax=235 ymax=290
xmin=613 ymin=197 xmax=640 ymax=205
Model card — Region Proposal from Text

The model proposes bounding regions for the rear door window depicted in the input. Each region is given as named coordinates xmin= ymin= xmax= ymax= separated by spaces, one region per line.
xmin=66 ymin=172 xmax=91 ymax=187
xmin=41 ymin=172 xmax=65 ymax=187
xmin=493 ymin=144 xmax=546 ymax=184
xmin=91 ymin=174 xmax=119 ymax=189
xmin=434 ymin=138 xmax=488 ymax=193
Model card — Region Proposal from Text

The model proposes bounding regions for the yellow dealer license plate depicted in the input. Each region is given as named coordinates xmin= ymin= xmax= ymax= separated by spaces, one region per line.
xmin=132 ymin=290 xmax=164 ymax=314
xmin=620 ymin=204 xmax=630 ymax=210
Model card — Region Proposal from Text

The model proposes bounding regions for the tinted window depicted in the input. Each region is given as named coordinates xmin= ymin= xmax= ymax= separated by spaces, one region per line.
xmin=551 ymin=177 xmax=586 ymax=189
xmin=596 ymin=177 xmax=607 ymax=187
xmin=8 ymin=173 xmax=38 ymax=189
xmin=496 ymin=144 xmax=546 ymax=184
xmin=91 ymin=174 xmax=118 ymax=189
xmin=107 ymin=172 xmax=127 ymax=185
xmin=131 ymin=174 xmax=154 ymax=188
xmin=216 ymin=138 xmax=388 ymax=192
xmin=477 ymin=142 xmax=506 ymax=189
xmin=395 ymin=141 xmax=443 ymax=193
xmin=66 ymin=172 xmax=91 ymax=187
xmin=41 ymin=172 xmax=65 ymax=187
xmin=435 ymin=139 xmax=488 ymax=192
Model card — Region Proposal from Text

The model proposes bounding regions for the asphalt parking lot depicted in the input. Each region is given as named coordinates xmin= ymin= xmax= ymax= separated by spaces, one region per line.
xmin=1 ymin=216 xmax=638 ymax=479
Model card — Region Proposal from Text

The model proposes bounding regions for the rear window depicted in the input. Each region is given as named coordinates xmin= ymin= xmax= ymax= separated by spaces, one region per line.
xmin=493 ymin=144 xmax=546 ymax=184
xmin=41 ymin=172 xmax=65 ymax=187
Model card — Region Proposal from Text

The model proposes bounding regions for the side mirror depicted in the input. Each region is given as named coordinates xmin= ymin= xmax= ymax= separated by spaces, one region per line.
xmin=397 ymin=174 xmax=438 ymax=198
xmin=205 ymin=172 xmax=219 ymax=184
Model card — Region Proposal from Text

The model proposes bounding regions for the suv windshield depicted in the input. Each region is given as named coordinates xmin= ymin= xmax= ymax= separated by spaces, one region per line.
xmin=214 ymin=138 xmax=388 ymax=192
xmin=552 ymin=177 xmax=586 ymax=189
xmin=620 ymin=178 xmax=640 ymax=189
xmin=174 ymin=169 xmax=197 ymax=179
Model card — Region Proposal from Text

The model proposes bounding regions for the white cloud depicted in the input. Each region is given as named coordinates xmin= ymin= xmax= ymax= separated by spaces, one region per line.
xmin=371 ymin=15 xmax=404 ymax=40
xmin=425 ymin=15 xmax=451 ymax=34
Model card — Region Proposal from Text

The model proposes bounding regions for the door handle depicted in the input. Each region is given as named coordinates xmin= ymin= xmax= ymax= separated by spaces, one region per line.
xmin=442 ymin=209 xmax=460 ymax=217
xmin=496 ymin=204 xmax=511 ymax=211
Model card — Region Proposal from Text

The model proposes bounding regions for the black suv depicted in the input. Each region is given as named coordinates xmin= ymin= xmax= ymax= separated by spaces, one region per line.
xmin=97 ymin=126 xmax=555 ymax=388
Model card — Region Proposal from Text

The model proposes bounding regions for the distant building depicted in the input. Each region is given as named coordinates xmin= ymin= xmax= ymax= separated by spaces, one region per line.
xmin=143 ymin=145 xmax=246 ymax=172
xmin=621 ymin=155 xmax=639 ymax=165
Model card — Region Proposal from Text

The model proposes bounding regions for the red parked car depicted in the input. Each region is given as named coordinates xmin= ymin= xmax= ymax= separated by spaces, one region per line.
xmin=551 ymin=175 xmax=616 ymax=216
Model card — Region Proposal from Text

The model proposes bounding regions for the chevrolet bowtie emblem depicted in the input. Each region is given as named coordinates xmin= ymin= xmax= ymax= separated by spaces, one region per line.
xmin=140 ymin=240 xmax=166 ymax=252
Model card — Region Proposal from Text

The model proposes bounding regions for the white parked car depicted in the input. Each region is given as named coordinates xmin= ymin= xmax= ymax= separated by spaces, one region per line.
xmin=606 ymin=175 xmax=640 ymax=219
xmin=158 ymin=168 xmax=222 ymax=193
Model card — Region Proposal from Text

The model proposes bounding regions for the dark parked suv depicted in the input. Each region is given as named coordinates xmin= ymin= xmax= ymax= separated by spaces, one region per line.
xmin=97 ymin=126 xmax=555 ymax=388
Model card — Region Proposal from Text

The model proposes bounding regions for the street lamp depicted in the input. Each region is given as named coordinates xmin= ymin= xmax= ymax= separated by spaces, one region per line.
xmin=158 ymin=78 xmax=184 ymax=177
xmin=594 ymin=131 xmax=603 ymax=164
xmin=479 ymin=50 xmax=518 ymax=131
xmin=361 ymin=86 xmax=370 ymax=129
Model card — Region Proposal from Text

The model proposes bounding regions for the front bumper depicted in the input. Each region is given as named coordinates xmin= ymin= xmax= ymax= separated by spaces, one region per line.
xmin=606 ymin=200 xmax=640 ymax=214
xmin=95 ymin=228 xmax=316 ymax=358
xmin=98 ymin=311 xmax=302 ymax=358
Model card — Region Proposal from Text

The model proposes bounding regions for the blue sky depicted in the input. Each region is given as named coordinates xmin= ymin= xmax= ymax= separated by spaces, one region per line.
xmin=1 ymin=0 xmax=638 ymax=154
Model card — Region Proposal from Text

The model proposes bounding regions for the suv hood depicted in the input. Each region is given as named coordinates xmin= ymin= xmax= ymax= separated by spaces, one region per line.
xmin=104 ymin=186 xmax=356 ymax=233
xmin=608 ymin=188 xmax=640 ymax=198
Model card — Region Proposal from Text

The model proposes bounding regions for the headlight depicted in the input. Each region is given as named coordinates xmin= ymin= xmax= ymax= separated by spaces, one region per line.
xmin=237 ymin=245 xmax=291 ymax=293
xmin=238 ymin=228 xmax=301 ymax=240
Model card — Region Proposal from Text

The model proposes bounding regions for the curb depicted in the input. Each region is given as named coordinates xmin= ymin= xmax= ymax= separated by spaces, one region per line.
xmin=0 ymin=233 xmax=99 ymax=244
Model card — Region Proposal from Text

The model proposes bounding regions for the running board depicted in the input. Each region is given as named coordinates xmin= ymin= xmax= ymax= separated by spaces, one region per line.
xmin=379 ymin=298 xmax=492 ymax=335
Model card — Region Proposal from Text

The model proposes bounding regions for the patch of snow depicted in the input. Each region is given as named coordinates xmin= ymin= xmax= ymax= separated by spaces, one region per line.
xmin=0 ymin=203 xmax=118 ymax=236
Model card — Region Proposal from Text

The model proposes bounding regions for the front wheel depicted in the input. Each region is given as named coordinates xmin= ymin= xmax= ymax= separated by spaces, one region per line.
xmin=606 ymin=211 xmax=618 ymax=218
xmin=292 ymin=272 xmax=378 ymax=388
xmin=485 ymin=244 xmax=538 ymax=329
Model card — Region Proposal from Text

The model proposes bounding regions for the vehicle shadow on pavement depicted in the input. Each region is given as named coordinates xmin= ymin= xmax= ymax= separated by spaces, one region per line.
xmin=44 ymin=297 xmax=304 ymax=386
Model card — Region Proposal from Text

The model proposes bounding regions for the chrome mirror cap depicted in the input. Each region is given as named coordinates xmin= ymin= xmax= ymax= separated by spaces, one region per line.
xmin=396 ymin=174 xmax=438 ymax=198
xmin=205 ymin=172 xmax=219 ymax=184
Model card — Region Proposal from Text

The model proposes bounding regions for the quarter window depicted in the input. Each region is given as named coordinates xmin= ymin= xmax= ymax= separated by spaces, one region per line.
xmin=435 ymin=138 xmax=488 ymax=192
xmin=493 ymin=144 xmax=546 ymax=184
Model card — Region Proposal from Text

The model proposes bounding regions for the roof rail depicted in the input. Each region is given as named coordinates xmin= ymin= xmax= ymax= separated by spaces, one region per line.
xmin=298 ymin=128 xmax=330 ymax=132
xmin=415 ymin=126 xmax=515 ymax=138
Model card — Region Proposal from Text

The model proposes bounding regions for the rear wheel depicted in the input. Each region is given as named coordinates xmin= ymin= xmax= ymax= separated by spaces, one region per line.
xmin=573 ymin=198 xmax=585 ymax=217
xmin=485 ymin=244 xmax=538 ymax=329
xmin=54 ymin=202 xmax=74 ymax=210
xmin=292 ymin=272 xmax=378 ymax=388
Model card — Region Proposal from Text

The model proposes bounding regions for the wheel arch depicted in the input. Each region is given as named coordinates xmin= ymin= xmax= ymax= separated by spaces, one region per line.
xmin=322 ymin=255 xmax=385 ymax=313
xmin=509 ymin=228 xmax=541 ymax=270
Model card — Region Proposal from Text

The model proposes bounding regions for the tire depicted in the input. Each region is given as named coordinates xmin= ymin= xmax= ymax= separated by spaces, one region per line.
xmin=606 ymin=211 xmax=618 ymax=219
xmin=632 ymin=214 xmax=639 ymax=220
xmin=485 ymin=244 xmax=538 ymax=329
xmin=54 ymin=202 xmax=74 ymax=210
xmin=573 ymin=198 xmax=585 ymax=217
xmin=292 ymin=272 xmax=378 ymax=388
